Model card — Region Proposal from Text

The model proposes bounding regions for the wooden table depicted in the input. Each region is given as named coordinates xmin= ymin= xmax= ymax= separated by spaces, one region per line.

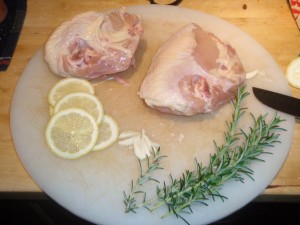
xmin=0 ymin=0 xmax=299 ymax=198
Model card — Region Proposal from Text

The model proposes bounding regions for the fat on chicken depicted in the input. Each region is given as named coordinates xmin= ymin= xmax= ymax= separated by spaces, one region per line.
xmin=44 ymin=8 xmax=143 ymax=80
xmin=139 ymin=23 xmax=245 ymax=116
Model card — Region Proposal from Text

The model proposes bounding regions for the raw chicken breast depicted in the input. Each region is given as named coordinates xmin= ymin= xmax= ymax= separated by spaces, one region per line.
xmin=45 ymin=8 xmax=143 ymax=80
xmin=139 ymin=23 xmax=245 ymax=116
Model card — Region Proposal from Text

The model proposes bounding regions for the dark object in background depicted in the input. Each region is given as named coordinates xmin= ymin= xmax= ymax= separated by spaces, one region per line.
xmin=0 ymin=0 xmax=26 ymax=71
xmin=149 ymin=0 xmax=182 ymax=6
xmin=0 ymin=193 xmax=300 ymax=225
xmin=0 ymin=0 xmax=7 ymax=23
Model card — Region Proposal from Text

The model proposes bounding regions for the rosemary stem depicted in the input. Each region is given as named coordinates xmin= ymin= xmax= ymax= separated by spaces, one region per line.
xmin=123 ymin=85 xmax=284 ymax=224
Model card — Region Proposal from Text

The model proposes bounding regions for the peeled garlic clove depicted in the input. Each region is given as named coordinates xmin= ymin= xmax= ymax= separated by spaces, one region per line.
xmin=133 ymin=137 xmax=147 ymax=160
xmin=141 ymin=138 xmax=151 ymax=157
xmin=246 ymin=70 xmax=259 ymax=79
xmin=119 ymin=129 xmax=160 ymax=160
xmin=119 ymin=130 xmax=140 ymax=139
xmin=142 ymin=135 xmax=155 ymax=155
xmin=118 ymin=137 xmax=136 ymax=146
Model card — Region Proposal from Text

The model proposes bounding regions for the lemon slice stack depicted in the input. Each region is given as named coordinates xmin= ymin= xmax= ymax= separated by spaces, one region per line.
xmin=45 ymin=78 xmax=119 ymax=159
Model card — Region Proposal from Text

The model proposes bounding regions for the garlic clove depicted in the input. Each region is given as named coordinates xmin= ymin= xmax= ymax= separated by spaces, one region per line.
xmin=142 ymin=135 xmax=156 ymax=155
xmin=119 ymin=130 xmax=140 ymax=139
xmin=246 ymin=70 xmax=259 ymax=79
xmin=133 ymin=137 xmax=147 ymax=160
xmin=119 ymin=129 xmax=160 ymax=160
xmin=118 ymin=137 xmax=136 ymax=146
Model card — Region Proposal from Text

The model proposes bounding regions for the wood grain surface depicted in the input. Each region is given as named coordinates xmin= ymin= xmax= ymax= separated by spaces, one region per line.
xmin=0 ymin=0 xmax=299 ymax=199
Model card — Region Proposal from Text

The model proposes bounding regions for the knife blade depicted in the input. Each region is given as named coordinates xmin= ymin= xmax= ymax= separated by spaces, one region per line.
xmin=252 ymin=87 xmax=300 ymax=118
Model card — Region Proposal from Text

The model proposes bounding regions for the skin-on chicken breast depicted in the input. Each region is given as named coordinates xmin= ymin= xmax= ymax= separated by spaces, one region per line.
xmin=45 ymin=8 xmax=143 ymax=80
xmin=139 ymin=23 xmax=245 ymax=116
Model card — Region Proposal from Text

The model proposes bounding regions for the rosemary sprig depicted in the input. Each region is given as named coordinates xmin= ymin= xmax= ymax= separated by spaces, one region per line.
xmin=123 ymin=148 xmax=166 ymax=213
xmin=123 ymin=85 xmax=285 ymax=224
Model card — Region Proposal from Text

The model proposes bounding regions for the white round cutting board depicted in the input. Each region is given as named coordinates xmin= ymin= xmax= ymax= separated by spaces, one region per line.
xmin=11 ymin=5 xmax=294 ymax=225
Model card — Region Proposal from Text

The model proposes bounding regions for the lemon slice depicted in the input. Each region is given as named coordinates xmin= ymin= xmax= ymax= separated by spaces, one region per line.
xmin=93 ymin=115 xmax=119 ymax=151
xmin=53 ymin=92 xmax=104 ymax=124
xmin=286 ymin=57 xmax=300 ymax=89
xmin=48 ymin=78 xmax=95 ymax=106
xmin=45 ymin=108 xmax=98 ymax=159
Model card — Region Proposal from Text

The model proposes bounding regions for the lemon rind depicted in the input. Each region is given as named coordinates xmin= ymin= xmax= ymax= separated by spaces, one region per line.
xmin=93 ymin=115 xmax=119 ymax=151
xmin=48 ymin=78 xmax=95 ymax=106
xmin=52 ymin=92 xmax=104 ymax=124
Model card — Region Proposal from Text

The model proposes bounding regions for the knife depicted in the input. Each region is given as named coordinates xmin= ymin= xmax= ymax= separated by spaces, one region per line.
xmin=252 ymin=87 xmax=300 ymax=119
